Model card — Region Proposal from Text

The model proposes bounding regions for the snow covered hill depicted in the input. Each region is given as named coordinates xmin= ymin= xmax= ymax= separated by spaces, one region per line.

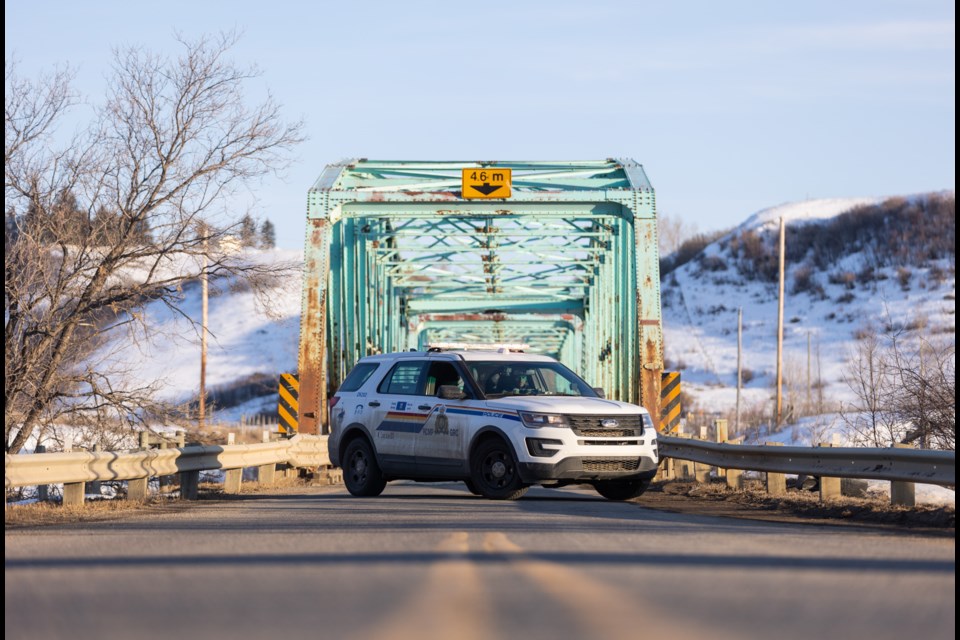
xmin=662 ymin=192 xmax=955 ymax=423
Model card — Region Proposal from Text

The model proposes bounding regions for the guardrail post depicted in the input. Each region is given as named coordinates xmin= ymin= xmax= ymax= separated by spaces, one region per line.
xmin=88 ymin=444 xmax=103 ymax=496
xmin=764 ymin=442 xmax=786 ymax=495
xmin=890 ymin=443 xmax=916 ymax=507
xmin=257 ymin=431 xmax=277 ymax=486
xmin=714 ymin=420 xmax=728 ymax=478
xmin=35 ymin=445 xmax=49 ymax=502
xmin=723 ymin=436 xmax=744 ymax=489
xmin=129 ymin=431 xmax=152 ymax=502
xmin=715 ymin=419 xmax=728 ymax=443
xmin=693 ymin=460 xmax=710 ymax=483
xmin=157 ymin=436 xmax=174 ymax=489
xmin=63 ymin=481 xmax=85 ymax=507
xmin=660 ymin=457 xmax=673 ymax=480
xmin=128 ymin=477 xmax=149 ymax=502
xmin=180 ymin=469 xmax=199 ymax=500
xmin=224 ymin=468 xmax=243 ymax=493
xmin=258 ymin=463 xmax=277 ymax=486
xmin=817 ymin=443 xmax=841 ymax=501
xmin=176 ymin=430 xmax=186 ymax=448
xmin=687 ymin=434 xmax=708 ymax=482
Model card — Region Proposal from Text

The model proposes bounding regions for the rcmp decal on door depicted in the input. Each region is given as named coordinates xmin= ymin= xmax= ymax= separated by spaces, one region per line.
xmin=376 ymin=401 xmax=430 ymax=433
xmin=376 ymin=403 xmax=519 ymax=435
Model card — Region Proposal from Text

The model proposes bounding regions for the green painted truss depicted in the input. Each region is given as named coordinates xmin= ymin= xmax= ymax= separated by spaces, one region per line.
xmin=296 ymin=159 xmax=664 ymax=432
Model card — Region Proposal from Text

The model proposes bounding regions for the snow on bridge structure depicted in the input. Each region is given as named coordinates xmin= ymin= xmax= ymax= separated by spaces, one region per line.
xmin=295 ymin=159 xmax=664 ymax=434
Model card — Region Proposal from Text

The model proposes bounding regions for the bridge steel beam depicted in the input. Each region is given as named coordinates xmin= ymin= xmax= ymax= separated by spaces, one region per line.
xmin=297 ymin=159 xmax=664 ymax=430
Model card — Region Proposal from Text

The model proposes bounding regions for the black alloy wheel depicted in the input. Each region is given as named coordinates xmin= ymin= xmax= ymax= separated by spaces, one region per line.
xmin=343 ymin=438 xmax=387 ymax=497
xmin=471 ymin=439 xmax=528 ymax=500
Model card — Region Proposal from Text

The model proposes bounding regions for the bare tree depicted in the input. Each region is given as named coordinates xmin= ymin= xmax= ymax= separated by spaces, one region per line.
xmin=5 ymin=33 xmax=304 ymax=453
xmin=840 ymin=328 xmax=900 ymax=447
xmin=657 ymin=212 xmax=699 ymax=257
xmin=841 ymin=323 xmax=955 ymax=450
xmin=890 ymin=334 xmax=955 ymax=451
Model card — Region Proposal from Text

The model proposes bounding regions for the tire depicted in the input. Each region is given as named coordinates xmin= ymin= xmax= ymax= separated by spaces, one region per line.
xmin=470 ymin=438 xmax=528 ymax=500
xmin=463 ymin=479 xmax=482 ymax=495
xmin=593 ymin=478 xmax=651 ymax=501
xmin=342 ymin=437 xmax=386 ymax=497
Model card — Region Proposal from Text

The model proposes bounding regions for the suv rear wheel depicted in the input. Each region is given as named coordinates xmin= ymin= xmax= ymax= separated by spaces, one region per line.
xmin=343 ymin=437 xmax=387 ymax=497
xmin=470 ymin=438 xmax=528 ymax=500
xmin=593 ymin=478 xmax=650 ymax=501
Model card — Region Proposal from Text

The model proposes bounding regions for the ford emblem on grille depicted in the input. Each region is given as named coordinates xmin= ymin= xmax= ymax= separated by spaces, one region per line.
xmin=600 ymin=419 xmax=620 ymax=428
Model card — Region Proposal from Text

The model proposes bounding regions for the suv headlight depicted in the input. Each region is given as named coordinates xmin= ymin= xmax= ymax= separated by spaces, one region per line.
xmin=519 ymin=412 xmax=569 ymax=428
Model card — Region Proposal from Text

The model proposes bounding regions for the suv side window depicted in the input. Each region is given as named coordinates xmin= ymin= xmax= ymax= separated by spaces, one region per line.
xmin=378 ymin=361 xmax=426 ymax=395
xmin=423 ymin=361 xmax=466 ymax=397
xmin=339 ymin=363 xmax=380 ymax=392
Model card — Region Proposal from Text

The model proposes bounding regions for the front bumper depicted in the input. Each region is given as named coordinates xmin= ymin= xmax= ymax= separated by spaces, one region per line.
xmin=518 ymin=455 xmax=660 ymax=483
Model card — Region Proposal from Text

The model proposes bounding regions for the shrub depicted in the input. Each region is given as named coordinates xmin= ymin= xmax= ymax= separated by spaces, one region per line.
xmin=792 ymin=265 xmax=820 ymax=295
xmin=660 ymin=229 xmax=729 ymax=275
xmin=857 ymin=265 xmax=876 ymax=286
xmin=829 ymin=271 xmax=857 ymax=290
xmin=897 ymin=266 xmax=912 ymax=289
xmin=698 ymin=254 xmax=728 ymax=272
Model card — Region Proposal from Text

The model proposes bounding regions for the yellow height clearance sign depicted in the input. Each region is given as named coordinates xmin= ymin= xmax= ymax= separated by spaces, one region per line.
xmin=462 ymin=168 xmax=512 ymax=199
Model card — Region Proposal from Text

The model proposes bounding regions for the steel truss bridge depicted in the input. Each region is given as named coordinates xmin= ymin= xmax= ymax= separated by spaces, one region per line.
xmin=296 ymin=160 xmax=663 ymax=433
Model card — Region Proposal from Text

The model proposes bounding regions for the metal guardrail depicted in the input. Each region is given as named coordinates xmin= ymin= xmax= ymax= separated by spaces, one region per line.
xmin=4 ymin=434 xmax=330 ymax=490
xmin=658 ymin=435 xmax=955 ymax=487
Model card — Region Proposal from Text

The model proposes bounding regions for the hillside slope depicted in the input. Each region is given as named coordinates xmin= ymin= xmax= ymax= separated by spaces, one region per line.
xmin=661 ymin=192 xmax=955 ymax=423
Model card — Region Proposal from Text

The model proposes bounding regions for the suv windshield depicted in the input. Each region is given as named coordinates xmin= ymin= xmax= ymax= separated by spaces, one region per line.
xmin=465 ymin=361 xmax=598 ymax=398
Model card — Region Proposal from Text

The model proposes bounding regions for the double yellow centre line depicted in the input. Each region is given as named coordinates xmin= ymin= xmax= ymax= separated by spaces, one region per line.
xmin=355 ymin=530 xmax=730 ymax=640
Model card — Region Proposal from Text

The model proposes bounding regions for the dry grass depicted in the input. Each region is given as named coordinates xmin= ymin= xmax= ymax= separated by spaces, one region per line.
xmin=5 ymin=472 xmax=312 ymax=527
xmin=650 ymin=479 xmax=955 ymax=530
xmin=4 ymin=494 xmax=185 ymax=528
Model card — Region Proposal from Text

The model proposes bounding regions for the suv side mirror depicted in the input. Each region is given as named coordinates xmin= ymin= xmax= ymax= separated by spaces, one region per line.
xmin=438 ymin=385 xmax=467 ymax=400
xmin=593 ymin=387 xmax=606 ymax=399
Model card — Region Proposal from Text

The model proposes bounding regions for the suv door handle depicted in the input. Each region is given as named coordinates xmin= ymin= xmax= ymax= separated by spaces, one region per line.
xmin=368 ymin=401 xmax=380 ymax=407
xmin=418 ymin=404 xmax=431 ymax=411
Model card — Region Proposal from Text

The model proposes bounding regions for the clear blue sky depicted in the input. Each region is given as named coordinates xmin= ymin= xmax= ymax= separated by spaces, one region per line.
xmin=6 ymin=0 xmax=955 ymax=249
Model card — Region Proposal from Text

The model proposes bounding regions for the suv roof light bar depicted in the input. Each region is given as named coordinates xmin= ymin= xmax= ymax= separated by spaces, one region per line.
xmin=427 ymin=342 xmax=529 ymax=353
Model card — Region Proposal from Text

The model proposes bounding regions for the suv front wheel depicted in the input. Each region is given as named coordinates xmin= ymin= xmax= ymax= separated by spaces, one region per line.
xmin=593 ymin=478 xmax=650 ymax=501
xmin=343 ymin=437 xmax=387 ymax=497
xmin=471 ymin=438 xmax=528 ymax=500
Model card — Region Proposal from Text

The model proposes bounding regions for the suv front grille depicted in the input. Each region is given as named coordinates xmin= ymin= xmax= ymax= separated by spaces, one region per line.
xmin=582 ymin=458 xmax=641 ymax=472
xmin=569 ymin=414 xmax=643 ymax=437
xmin=577 ymin=429 xmax=636 ymax=438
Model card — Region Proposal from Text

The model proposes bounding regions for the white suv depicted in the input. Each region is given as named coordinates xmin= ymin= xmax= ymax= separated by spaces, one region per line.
xmin=328 ymin=349 xmax=660 ymax=500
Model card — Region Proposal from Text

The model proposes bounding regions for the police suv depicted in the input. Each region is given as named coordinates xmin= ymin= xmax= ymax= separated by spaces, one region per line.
xmin=328 ymin=347 xmax=660 ymax=500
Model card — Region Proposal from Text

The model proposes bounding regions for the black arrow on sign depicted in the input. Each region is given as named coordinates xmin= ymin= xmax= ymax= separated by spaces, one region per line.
xmin=470 ymin=183 xmax=502 ymax=196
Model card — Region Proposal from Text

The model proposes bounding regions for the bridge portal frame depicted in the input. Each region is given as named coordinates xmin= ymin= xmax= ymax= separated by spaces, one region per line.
xmin=296 ymin=160 xmax=662 ymax=434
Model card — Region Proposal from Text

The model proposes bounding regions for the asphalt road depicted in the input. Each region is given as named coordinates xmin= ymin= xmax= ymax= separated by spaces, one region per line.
xmin=5 ymin=482 xmax=955 ymax=640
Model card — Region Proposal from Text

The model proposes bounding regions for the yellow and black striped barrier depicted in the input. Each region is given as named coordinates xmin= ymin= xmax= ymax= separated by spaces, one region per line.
xmin=278 ymin=373 xmax=300 ymax=435
xmin=660 ymin=371 xmax=681 ymax=433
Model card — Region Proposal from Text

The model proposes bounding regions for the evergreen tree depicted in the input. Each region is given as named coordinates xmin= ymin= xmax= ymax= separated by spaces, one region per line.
xmin=260 ymin=219 xmax=276 ymax=249
xmin=240 ymin=214 xmax=258 ymax=247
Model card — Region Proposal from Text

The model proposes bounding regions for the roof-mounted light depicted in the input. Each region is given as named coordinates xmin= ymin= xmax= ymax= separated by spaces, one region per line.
xmin=427 ymin=342 xmax=530 ymax=353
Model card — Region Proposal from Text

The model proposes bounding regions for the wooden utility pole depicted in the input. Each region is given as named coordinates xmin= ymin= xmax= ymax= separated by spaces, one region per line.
xmin=806 ymin=331 xmax=812 ymax=414
xmin=199 ymin=238 xmax=208 ymax=429
xmin=736 ymin=307 xmax=743 ymax=435
xmin=816 ymin=336 xmax=823 ymax=414
xmin=775 ymin=217 xmax=785 ymax=427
